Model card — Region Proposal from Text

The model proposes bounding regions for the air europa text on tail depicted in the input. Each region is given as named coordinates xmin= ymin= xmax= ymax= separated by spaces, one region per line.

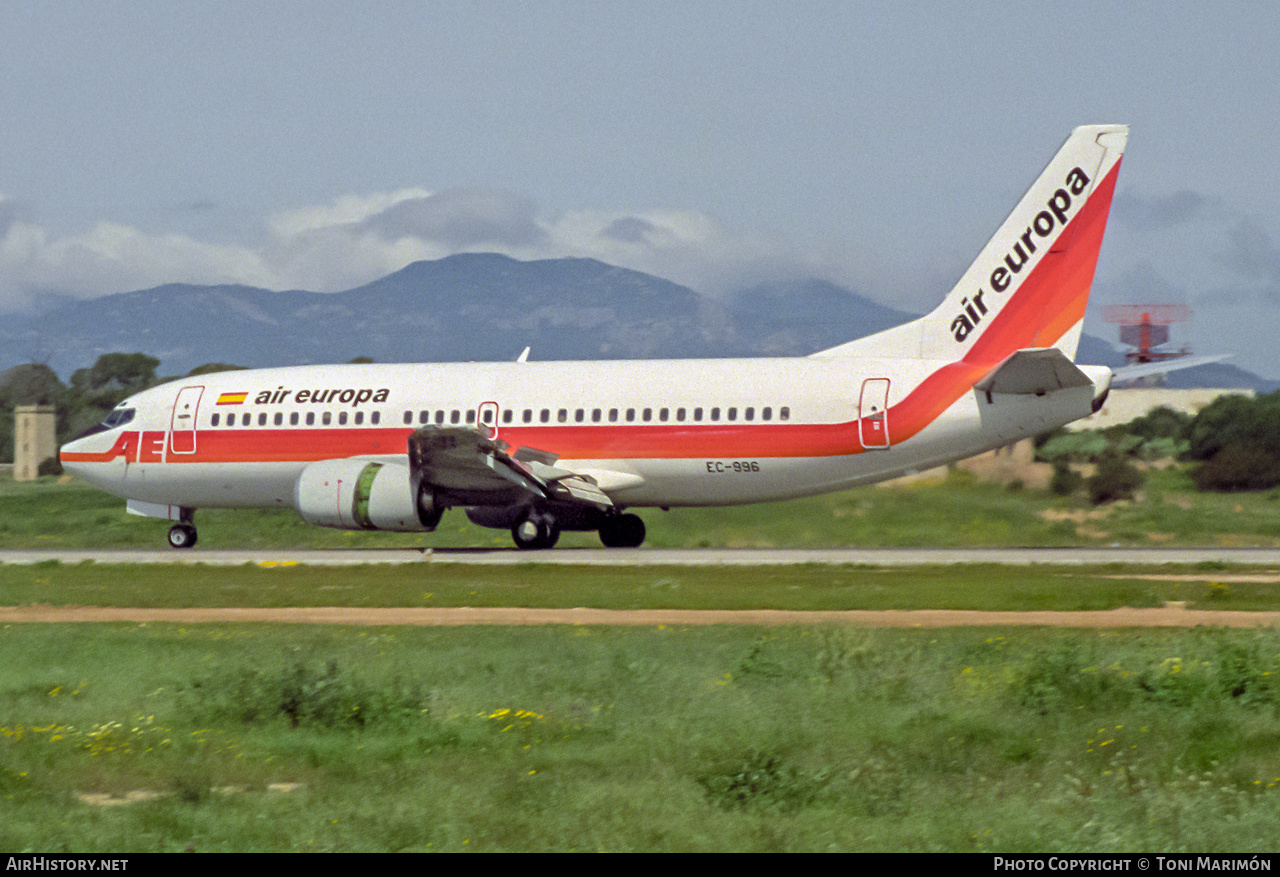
xmin=950 ymin=165 xmax=1092 ymax=343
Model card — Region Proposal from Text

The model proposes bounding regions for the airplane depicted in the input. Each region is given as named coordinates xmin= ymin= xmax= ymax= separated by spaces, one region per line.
xmin=60 ymin=124 xmax=1129 ymax=551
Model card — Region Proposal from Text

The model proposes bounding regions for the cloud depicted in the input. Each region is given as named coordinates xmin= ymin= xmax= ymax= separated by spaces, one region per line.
xmin=0 ymin=196 xmax=19 ymax=238
xmin=1219 ymin=216 xmax=1280 ymax=286
xmin=0 ymin=220 xmax=270 ymax=312
xmin=1113 ymin=189 xmax=1209 ymax=230
xmin=0 ymin=186 xmax=831 ymax=312
xmin=600 ymin=216 xmax=658 ymax=244
xmin=359 ymin=188 xmax=547 ymax=249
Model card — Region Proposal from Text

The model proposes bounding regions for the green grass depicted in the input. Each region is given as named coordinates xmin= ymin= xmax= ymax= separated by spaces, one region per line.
xmin=5 ymin=560 xmax=1280 ymax=612
xmin=8 ymin=469 xmax=1280 ymax=851
xmin=6 ymin=623 xmax=1280 ymax=851
xmin=8 ymin=465 xmax=1280 ymax=550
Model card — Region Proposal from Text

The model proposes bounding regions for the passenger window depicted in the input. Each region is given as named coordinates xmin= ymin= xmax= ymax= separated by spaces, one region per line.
xmin=557 ymin=409 xmax=567 ymax=423
xmin=274 ymin=412 xmax=284 ymax=426
xmin=306 ymin=412 xmax=315 ymax=426
xmin=338 ymin=412 xmax=348 ymax=426
xmin=642 ymin=408 xmax=652 ymax=422
xmin=523 ymin=409 xmax=533 ymax=423
xmin=762 ymin=407 xmax=772 ymax=421
xmin=211 ymin=413 xmax=220 ymax=427
xmin=694 ymin=407 xmax=703 ymax=422
xmin=371 ymin=412 xmax=380 ymax=425
xmin=451 ymin=410 xmax=460 ymax=424
xmin=322 ymin=412 xmax=332 ymax=426
xmin=435 ymin=411 xmax=445 ymax=424
xmin=354 ymin=412 xmax=363 ymax=425
xmin=676 ymin=408 xmax=685 ymax=421
xmin=744 ymin=407 xmax=754 ymax=421
xmin=466 ymin=410 xmax=475 ymax=424
xmin=780 ymin=406 xmax=790 ymax=421
xmin=609 ymin=408 xmax=618 ymax=422
xmin=710 ymin=407 xmax=720 ymax=421
xmin=727 ymin=407 xmax=737 ymax=421
xmin=540 ymin=409 xmax=550 ymax=423
xmin=592 ymin=408 xmax=602 ymax=423
xmin=258 ymin=413 xmax=267 ymax=426
xmin=502 ymin=410 xmax=513 ymax=424
xmin=290 ymin=412 xmax=300 ymax=426
xmin=575 ymin=409 xmax=584 ymax=423
xmin=659 ymin=408 xmax=669 ymax=422
xmin=626 ymin=408 xmax=636 ymax=422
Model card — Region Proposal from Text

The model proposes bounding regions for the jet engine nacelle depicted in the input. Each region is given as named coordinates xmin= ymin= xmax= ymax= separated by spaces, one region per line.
xmin=293 ymin=460 xmax=441 ymax=531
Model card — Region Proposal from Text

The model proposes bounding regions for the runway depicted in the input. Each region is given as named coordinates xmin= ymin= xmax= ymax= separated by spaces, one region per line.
xmin=4 ymin=547 xmax=1280 ymax=566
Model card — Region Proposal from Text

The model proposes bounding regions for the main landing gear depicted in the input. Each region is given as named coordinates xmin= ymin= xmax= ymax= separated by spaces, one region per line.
xmin=512 ymin=510 xmax=560 ymax=550
xmin=167 ymin=508 xmax=198 ymax=549
xmin=598 ymin=513 xmax=646 ymax=548
xmin=509 ymin=509 xmax=647 ymax=550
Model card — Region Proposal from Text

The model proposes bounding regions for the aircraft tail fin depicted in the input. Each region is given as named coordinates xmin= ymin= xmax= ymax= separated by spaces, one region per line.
xmin=820 ymin=125 xmax=1127 ymax=364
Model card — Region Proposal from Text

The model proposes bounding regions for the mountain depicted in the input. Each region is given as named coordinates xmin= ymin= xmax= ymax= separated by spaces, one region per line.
xmin=2 ymin=253 xmax=1272 ymax=392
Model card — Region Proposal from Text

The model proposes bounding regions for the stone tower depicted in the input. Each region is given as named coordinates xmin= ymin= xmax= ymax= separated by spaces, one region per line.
xmin=13 ymin=405 xmax=57 ymax=481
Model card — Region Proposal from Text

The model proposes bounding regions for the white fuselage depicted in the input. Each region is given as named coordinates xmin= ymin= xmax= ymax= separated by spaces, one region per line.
xmin=59 ymin=355 xmax=1108 ymax=513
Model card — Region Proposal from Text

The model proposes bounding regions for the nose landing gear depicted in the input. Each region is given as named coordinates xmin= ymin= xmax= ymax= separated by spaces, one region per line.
xmin=167 ymin=523 xmax=197 ymax=549
xmin=166 ymin=508 xmax=198 ymax=549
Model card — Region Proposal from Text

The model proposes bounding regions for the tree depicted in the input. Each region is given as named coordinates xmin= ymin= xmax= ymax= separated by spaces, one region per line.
xmin=1186 ymin=392 xmax=1280 ymax=492
xmin=0 ymin=364 xmax=68 ymax=464
xmin=66 ymin=353 xmax=161 ymax=439
xmin=187 ymin=363 xmax=248 ymax=376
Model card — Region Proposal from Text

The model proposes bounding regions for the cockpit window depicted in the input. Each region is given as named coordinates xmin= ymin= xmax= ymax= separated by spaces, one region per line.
xmin=74 ymin=407 xmax=136 ymax=440
xmin=103 ymin=408 xmax=136 ymax=429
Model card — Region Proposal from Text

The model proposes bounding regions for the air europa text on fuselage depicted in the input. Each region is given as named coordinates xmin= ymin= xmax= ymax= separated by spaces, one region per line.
xmin=246 ymin=387 xmax=391 ymax=407
xmin=950 ymin=166 xmax=1092 ymax=343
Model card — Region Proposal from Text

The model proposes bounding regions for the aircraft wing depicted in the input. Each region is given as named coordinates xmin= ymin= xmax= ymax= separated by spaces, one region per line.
xmin=407 ymin=426 xmax=613 ymax=510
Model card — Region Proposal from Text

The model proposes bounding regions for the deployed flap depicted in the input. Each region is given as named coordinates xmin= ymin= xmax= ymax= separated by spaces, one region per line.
xmin=974 ymin=348 xmax=1094 ymax=397
xmin=409 ymin=426 xmax=549 ymax=504
xmin=407 ymin=426 xmax=613 ymax=511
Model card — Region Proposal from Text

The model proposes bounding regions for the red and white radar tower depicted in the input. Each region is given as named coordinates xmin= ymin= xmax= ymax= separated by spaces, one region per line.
xmin=1102 ymin=303 xmax=1192 ymax=366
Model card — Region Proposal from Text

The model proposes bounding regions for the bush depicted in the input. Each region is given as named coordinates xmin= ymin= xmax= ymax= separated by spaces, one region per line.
xmin=1191 ymin=442 xmax=1280 ymax=492
xmin=1050 ymin=458 xmax=1083 ymax=496
xmin=1187 ymin=391 xmax=1280 ymax=462
xmin=1086 ymin=453 xmax=1143 ymax=504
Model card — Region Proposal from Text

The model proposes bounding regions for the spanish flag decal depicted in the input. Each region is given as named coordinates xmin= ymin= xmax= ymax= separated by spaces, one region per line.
xmin=216 ymin=392 xmax=248 ymax=405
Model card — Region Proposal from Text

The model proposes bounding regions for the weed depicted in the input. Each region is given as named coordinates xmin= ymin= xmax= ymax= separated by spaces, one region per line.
xmin=734 ymin=640 xmax=785 ymax=681
xmin=814 ymin=627 xmax=877 ymax=682
xmin=698 ymin=749 xmax=824 ymax=811
xmin=179 ymin=659 xmax=428 ymax=730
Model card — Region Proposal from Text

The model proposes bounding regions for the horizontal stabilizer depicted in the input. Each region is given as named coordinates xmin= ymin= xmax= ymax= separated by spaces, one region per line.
xmin=974 ymin=348 xmax=1094 ymax=398
xmin=1111 ymin=354 xmax=1230 ymax=383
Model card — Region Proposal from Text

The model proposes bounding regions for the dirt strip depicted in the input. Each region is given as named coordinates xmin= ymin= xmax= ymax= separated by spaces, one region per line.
xmin=3 ymin=605 xmax=1280 ymax=628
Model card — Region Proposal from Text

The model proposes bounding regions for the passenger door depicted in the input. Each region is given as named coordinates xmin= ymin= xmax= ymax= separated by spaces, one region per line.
xmin=858 ymin=378 xmax=891 ymax=449
xmin=169 ymin=386 xmax=204 ymax=455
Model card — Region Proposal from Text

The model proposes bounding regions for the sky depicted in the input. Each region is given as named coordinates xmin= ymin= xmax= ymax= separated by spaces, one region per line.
xmin=2 ymin=2 xmax=1278 ymax=377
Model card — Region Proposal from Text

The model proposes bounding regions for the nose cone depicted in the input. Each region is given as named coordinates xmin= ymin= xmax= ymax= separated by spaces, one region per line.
xmin=57 ymin=432 xmax=124 ymax=492
xmin=58 ymin=435 xmax=91 ymax=474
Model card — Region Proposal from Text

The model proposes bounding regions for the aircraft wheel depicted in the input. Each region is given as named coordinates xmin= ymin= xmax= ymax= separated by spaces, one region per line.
xmin=167 ymin=523 xmax=198 ymax=550
xmin=599 ymin=513 xmax=645 ymax=548
xmin=512 ymin=511 xmax=559 ymax=550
